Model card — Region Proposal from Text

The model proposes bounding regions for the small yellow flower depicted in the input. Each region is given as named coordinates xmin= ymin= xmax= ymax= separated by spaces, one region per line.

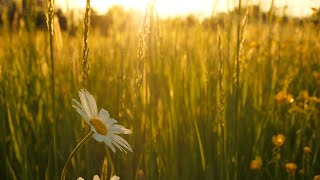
xmin=275 ymin=91 xmax=294 ymax=104
xmin=272 ymin=134 xmax=285 ymax=147
xmin=275 ymin=91 xmax=287 ymax=104
xmin=286 ymin=94 xmax=294 ymax=103
xmin=285 ymin=163 xmax=297 ymax=173
xmin=314 ymin=175 xmax=320 ymax=180
xmin=299 ymin=90 xmax=309 ymax=100
xmin=303 ymin=146 xmax=312 ymax=154
xmin=310 ymin=96 xmax=320 ymax=103
xmin=250 ymin=156 xmax=263 ymax=170
xmin=313 ymin=71 xmax=320 ymax=80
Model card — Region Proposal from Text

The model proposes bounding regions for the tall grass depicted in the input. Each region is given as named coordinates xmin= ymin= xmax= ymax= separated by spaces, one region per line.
xmin=81 ymin=0 xmax=91 ymax=88
xmin=1 ymin=1 xmax=320 ymax=180
xmin=46 ymin=0 xmax=57 ymax=178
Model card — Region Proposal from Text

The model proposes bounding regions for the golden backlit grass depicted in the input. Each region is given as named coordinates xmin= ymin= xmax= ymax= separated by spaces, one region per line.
xmin=0 ymin=6 xmax=320 ymax=180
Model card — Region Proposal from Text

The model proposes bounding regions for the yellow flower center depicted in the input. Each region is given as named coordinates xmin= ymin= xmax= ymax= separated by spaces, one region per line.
xmin=90 ymin=118 xmax=108 ymax=135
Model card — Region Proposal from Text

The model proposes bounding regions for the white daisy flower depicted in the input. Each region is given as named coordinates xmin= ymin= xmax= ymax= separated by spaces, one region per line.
xmin=110 ymin=175 xmax=120 ymax=180
xmin=77 ymin=175 xmax=120 ymax=180
xmin=73 ymin=89 xmax=132 ymax=153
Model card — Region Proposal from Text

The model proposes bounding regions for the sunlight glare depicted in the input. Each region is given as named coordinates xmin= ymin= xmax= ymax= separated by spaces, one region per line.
xmin=56 ymin=0 xmax=319 ymax=17
xmin=64 ymin=0 xmax=152 ymax=14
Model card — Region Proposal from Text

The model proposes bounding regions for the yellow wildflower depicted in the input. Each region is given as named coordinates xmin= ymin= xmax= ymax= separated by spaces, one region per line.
xmin=275 ymin=91 xmax=294 ymax=104
xmin=303 ymin=146 xmax=312 ymax=154
xmin=250 ymin=156 xmax=263 ymax=170
xmin=314 ymin=175 xmax=320 ymax=180
xmin=299 ymin=90 xmax=309 ymax=100
xmin=313 ymin=71 xmax=320 ymax=80
xmin=285 ymin=163 xmax=297 ymax=173
xmin=272 ymin=134 xmax=285 ymax=147
xmin=275 ymin=91 xmax=286 ymax=104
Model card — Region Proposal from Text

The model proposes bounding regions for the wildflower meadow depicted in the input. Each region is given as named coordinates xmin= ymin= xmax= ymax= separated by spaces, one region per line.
xmin=1 ymin=0 xmax=320 ymax=179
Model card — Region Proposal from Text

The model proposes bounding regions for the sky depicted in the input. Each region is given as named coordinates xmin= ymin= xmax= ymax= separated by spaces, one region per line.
xmin=55 ymin=0 xmax=320 ymax=18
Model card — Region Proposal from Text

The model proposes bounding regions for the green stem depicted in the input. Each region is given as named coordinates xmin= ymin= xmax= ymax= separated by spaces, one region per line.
xmin=60 ymin=131 xmax=94 ymax=180
xmin=47 ymin=0 xmax=57 ymax=176
xmin=234 ymin=0 xmax=242 ymax=179
xmin=82 ymin=0 xmax=91 ymax=88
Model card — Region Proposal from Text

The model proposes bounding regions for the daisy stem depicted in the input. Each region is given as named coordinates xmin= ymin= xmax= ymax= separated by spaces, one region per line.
xmin=60 ymin=131 xmax=94 ymax=180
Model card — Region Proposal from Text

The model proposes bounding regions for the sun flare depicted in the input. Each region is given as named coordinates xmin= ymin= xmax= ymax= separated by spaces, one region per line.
xmin=56 ymin=0 xmax=318 ymax=18
xmin=56 ymin=0 xmax=222 ymax=17
xmin=60 ymin=0 xmax=152 ymax=14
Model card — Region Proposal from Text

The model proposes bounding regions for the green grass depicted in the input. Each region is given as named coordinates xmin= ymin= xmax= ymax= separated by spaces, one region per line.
xmin=1 ymin=3 xmax=320 ymax=180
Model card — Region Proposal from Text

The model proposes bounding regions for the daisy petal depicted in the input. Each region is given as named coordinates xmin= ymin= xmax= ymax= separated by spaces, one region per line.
xmin=110 ymin=134 xmax=132 ymax=152
xmin=110 ymin=175 xmax=120 ymax=180
xmin=98 ymin=109 xmax=111 ymax=124
xmin=72 ymin=99 xmax=89 ymax=119
xmin=72 ymin=105 xmax=90 ymax=124
xmin=104 ymin=138 xmax=116 ymax=152
xmin=107 ymin=118 xmax=118 ymax=126
xmin=83 ymin=90 xmax=94 ymax=117
xmin=72 ymin=99 xmax=86 ymax=113
xmin=110 ymin=138 xmax=126 ymax=153
xmin=79 ymin=89 xmax=92 ymax=118
xmin=109 ymin=124 xmax=132 ymax=134
xmin=93 ymin=175 xmax=100 ymax=180
xmin=93 ymin=133 xmax=105 ymax=142
xmin=87 ymin=92 xmax=98 ymax=117
xmin=99 ymin=109 xmax=110 ymax=119
xmin=91 ymin=125 xmax=97 ymax=134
